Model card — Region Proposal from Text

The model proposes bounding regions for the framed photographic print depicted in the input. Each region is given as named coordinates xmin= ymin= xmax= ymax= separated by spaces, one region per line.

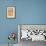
xmin=7 ymin=7 xmax=16 ymax=19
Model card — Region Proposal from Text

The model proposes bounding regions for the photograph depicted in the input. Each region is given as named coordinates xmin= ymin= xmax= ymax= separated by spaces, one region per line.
xmin=7 ymin=7 xmax=15 ymax=18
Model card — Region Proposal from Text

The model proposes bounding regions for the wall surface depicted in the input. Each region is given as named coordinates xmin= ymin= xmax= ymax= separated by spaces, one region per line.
xmin=16 ymin=0 xmax=46 ymax=24
xmin=0 ymin=0 xmax=18 ymax=44
xmin=0 ymin=0 xmax=46 ymax=45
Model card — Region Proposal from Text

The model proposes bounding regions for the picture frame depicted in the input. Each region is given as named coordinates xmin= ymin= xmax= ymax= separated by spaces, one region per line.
xmin=7 ymin=7 xmax=16 ymax=19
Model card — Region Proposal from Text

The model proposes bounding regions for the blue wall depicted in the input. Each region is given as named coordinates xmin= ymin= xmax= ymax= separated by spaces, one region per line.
xmin=16 ymin=0 xmax=46 ymax=24
xmin=0 ymin=0 xmax=46 ymax=44
xmin=0 ymin=0 xmax=18 ymax=44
